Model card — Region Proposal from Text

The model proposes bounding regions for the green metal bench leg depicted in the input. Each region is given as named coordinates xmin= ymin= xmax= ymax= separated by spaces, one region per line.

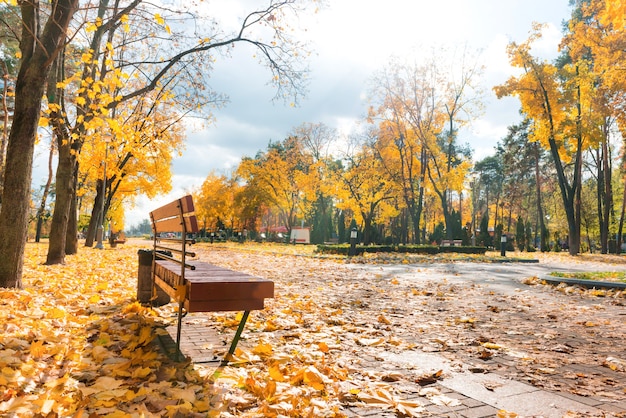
xmin=221 ymin=310 xmax=250 ymax=366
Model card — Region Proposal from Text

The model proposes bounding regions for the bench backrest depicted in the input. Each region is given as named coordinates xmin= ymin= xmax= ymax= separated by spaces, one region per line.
xmin=150 ymin=194 xmax=199 ymax=235
xmin=150 ymin=195 xmax=199 ymax=287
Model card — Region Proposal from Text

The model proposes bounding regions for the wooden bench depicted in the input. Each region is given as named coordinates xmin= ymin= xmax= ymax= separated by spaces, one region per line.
xmin=441 ymin=239 xmax=463 ymax=247
xmin=149 ymin=195 xmax=274 ymax=364
xmin=110 ymin=232 xmax=126 ymax=245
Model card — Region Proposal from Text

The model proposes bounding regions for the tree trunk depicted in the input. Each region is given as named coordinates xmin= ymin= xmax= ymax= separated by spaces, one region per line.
xmin=46 ymin=138 xmax=75 ymax=264
xmin=415 ymin=148 xmax=427 ymax=244
xmin=534 ymin=143 xmax=548 ymax=251
xmin=596 ymin=147 xmax=607 ymax=253
xmin=0 ymin=61 xmax=10 ymax=200
xmin=601 ymin=130 xmax=612 ymax=252
xmin=0 ymin=64 xmax=50 ymax=287
xmin=66 ymin=184 xmax=79 ymax=254
xmin=617 ymin=175 xmax=626 ymax=252
xmin=84 ymin=180 xmax=105 ymax=247
xmin=35 ymin=140 xmax=55 ymax=242
xmin=0 ymin=0 xmax=79 ymax=286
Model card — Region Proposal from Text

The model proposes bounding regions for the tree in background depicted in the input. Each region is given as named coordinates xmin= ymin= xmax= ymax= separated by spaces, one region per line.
xmin=497 ymin=120 xmax=549 ymax=251
xmin=495 ymin=25 xmax=587 ymax=255
xmin=330 ymin=139 xmax=399 ymax=245
xmin=237 ymin=137 xmax=310 ymax=233
xmin=516 ymin=217 xmax=526 ymax=251
xmin=472 ymin=155 xmax=503 ymax=231
xmin=367 ymin=59 xmax=434 ymax=244
xmin=290 ymin=122 xmax=337 ymax=244
xmin=565 ymin=0 xmax=625 ymax=253
xmin=194 ymin=172 xmax=238 ymax=234
xmin=367 ymin=49 xmax=482 ymax=243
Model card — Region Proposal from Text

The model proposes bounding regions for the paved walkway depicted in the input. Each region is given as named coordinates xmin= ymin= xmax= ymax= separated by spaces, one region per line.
xmin=157 ymin=256 xmax=626 ymax=417
xmin=160 ymin=316 xmax=626 ymax=417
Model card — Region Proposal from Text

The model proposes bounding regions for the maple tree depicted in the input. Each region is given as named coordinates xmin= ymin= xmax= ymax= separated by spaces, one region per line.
xmin=367 ymin=58 xmax=439 ymax=244
xmin=290 ymin=122 xmax=338 ymax=243
xmin=494 ymin=25 xmax=587 ymax=255
xmin=330 ymin=136 xmax=399 ymax=245
xmin=194 ymin=172 xmax=238 ymax=233
xmin=366 ymin=51 xmax=480 ymax=243
xmin=237 ymin=137 xmax=312 ymax=233
xmin=564 ymin=0 xmax=625 ymax=253
xmin=0 ymin=0 xmax=79 ymax=288
xmin=0 ymin=0 xmax=317 ymax=286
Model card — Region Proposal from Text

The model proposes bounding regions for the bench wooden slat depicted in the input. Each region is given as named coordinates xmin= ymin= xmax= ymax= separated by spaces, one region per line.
xmin=150 ymin=195 xmax=199 ymax=234
xmin=150 ymin=195 xmax=195 ymax=220
xmin=154 ymin=275 xmax=183 ymax=301
xmin=152 ymin=214 xmax=199 ymax=234
xmin=154 ymin=260 xmax=274 ymax=311
xmin=187 ymin=298 xmax=266 ymax=312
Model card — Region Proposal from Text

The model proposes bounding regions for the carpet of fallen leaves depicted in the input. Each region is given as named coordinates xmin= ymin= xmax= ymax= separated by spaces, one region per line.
xmin=1 ymin=240 xmax=625 ymax=417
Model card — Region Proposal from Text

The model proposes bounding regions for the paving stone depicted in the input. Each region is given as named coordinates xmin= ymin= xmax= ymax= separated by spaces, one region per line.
xmin=459 ymin=405 xmax=500 ymax=418
xmin=496 ymin=390 xmax=602 ymax=417
xmin=558 ymin=390 xmax=605 ymax=407
xmin=599 ymin=403 xmax=626 ymax=414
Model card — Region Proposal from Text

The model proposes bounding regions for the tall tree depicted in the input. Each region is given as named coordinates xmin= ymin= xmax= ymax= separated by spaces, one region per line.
xmin=42 ymin=0 xmax=314 ymax=265
xmin=494 ymin=25 xmax=587 ymax=255
xmin=237 ymin=138 xmax=310 ymax=233
xmin=0 ymin=6 xmax=20 ymax=200
xmin=367 ymin=57 xmax=440 ymax=244
xmin=368 ymin=49 xmax=482 ymax=242
xmin=331 ymin=141 xmax=398 ymax=245
xmin=565 ymin=0 xmax=624 ymax=253
xmin=290 ymin=122 xmax=337 ymax=244
xmin=497 ymin=120 xmax=549 ymax=251
xmin=0 ymin=0 xmax=79 ymax=287
xmin=438 ymin=47 xmax=483 ymax=239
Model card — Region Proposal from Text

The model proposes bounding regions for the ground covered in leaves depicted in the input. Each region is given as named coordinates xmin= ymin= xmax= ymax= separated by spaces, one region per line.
xmin=1 ymin=241 xmax=625 ymax=417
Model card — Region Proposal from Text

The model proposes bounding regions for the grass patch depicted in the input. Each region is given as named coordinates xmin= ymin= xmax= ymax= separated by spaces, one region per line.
xmin=549 ymin=271 xmax=626 ymax=283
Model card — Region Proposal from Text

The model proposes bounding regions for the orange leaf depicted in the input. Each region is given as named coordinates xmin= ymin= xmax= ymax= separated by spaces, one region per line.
xmin=268 ymin=364 xmax=286 ymax=382
xmin=252 ymin=342 xmax=273 ymax=357
xmin=29 ymin=340 xmax=46 ymax=358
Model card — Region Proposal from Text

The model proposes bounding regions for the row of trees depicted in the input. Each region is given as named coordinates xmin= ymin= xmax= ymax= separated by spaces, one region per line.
xmin=193 ymin=0 xmax=626 ymax=254
xmin=0 ymin=0 xmax=316 ymax=288
xmin=1 ymin=0 xmax=624 ymax=289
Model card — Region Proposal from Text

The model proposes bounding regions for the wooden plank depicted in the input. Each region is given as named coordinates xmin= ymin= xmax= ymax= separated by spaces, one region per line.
xmin=151 ymin=199 xmax=186 ymax=221
xmin=154 ymin=262 xmax=185 ymax=289
xmin=154 ymin=260 xmax=274 ymax=312
xmin=154 ymin=276 xmax=181 ymax=300
xmin=152 ymin=214 xmax=199 ymax=234
xmin=150 ymin=195 xmax=199 ymax=233
xmin=187 ymin=215 xmax=199 ymax=233
xmin=154 ymin=217 xmax=185 ymax=233
xmin=185 ymin=298 xmax=266 ymax=312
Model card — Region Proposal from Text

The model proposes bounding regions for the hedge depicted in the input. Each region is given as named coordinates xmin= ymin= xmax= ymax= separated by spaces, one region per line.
xmin=316 ymin=244 xmax=487 ymax=256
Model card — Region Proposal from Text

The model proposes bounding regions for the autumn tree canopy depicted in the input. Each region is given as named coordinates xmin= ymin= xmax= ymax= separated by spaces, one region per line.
xmin=0 ymin=0 xmax=318 ymax=287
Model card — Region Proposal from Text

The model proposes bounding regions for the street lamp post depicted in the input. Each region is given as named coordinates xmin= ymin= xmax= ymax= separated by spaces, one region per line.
xmin=349 ymin=228 xmax=358 ymax=257
xmin=95 ymin=135 xmax=112 ymax=249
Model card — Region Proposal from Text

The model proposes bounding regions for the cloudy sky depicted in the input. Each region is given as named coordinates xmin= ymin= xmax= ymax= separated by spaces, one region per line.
xmin=33 ymin=0 xmax=573 ymax=227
